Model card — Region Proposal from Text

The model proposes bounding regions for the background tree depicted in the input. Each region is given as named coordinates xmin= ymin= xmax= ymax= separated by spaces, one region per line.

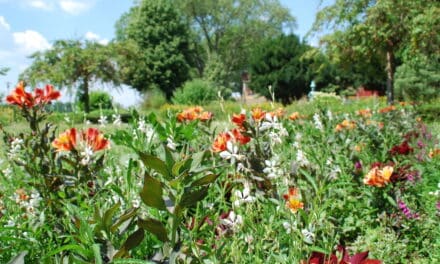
xmin=115 ymin=0 xmax=192 ymax=99
xmin=178 ymin=0 xmax=296 ymax=87
xmin=312 ymin=0 xmax=440 ymax=104
xmin=249 ymin=34 xmax=311 ymax=104
xmin=0 ymin=67 xmax=9 ymax=76
xmin=21 ymin=40 xmax=120 ymax=113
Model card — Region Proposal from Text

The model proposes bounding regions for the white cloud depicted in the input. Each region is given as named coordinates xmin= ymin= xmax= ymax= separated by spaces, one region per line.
xmin=27 ymin=0 xmax=53 ymax=10
xmin=59 ymin=0 xmax=93 ymax=15
xmin=84 ymin=31 xmax=109 ymax=45
xmin=0 ymin=16 xmax=11 ymax=31
xmin=13 ymin=30 xmax=51 ymax=55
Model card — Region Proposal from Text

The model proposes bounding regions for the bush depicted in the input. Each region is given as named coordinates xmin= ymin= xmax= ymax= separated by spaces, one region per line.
xmin=395 ymin=55 xmax=440 ymax=102
xmin=77 ymin=91 xmax=113 ymax=111
xmin=172 ymin=79 xmax=218 ymax=105
xmin=141 ymin=87 xmax=167 ymax=110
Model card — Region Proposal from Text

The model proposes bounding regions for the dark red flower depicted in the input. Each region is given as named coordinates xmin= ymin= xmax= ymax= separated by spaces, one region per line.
xmin=389 ymin=141 xmax=413 ymax=156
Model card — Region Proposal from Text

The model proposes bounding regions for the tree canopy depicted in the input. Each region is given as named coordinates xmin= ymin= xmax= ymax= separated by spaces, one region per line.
xmin=250 ymin=34 xmax=311 ymax=104
xmin=0 ymin=67 xmax=9 ymax=76
xmin=115 ymin=0 xmax=192 ymax=99
xmin=21 ymin=40 xmax=120 ymax=113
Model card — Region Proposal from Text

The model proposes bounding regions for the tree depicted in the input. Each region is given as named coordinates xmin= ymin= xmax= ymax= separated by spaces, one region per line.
xmin=312 ymin=0 xmax=440 ymax=104
xmin=178 ymin=0 xmax=296 ymax=86
xmin=20 ymin=40 xmax=120 ymax=113
xmin=249 ymin=34 xmax=311 ymax=104
xmin=0 ymin=67 xmax=9 ymax=76
xmin=115 ymin=0 xmax=192 ymax=99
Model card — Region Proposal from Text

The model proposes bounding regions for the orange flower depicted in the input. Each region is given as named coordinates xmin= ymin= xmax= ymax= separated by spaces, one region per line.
xmin=429 ymin=148 xmax=440 ymax=158
xmin=192 ymin=106 xmax=204 ymax=113
xmin=378 ymin=105 xmax=396 ymax=113
xmin=363 ymin=165 xmax=393 ymax=187
xmin=198 ymin=111 xmax=213 ymax=122
xmin=269 ymin=108 xmax=285 ymax=118
xmin=82 ymin=128 xmax=109 ymax=152
xmin=231 ymin=113 xmax=246 ymax=128
xmin=251 ymin=107 xmax=266 ymax=122
xmin=212 ymin=132 xmax=232 ymax=152
xmin=289 ymin=112 xmax=300 ymax=121
xmin=52 ymin=128 xmax=77 ymax=151
xmin=356 ymin=109 xmax=372 ymax=118
xmin=283 ymin=187 xmax=304 ymax=213
xmin=335 ymin=119 xmax=356 ymax=132
xmin=15 ymin=189 xmax=29 ymax=202
xmin=6 ymin=82 xmax=33 ymax=108
xmin=231 ymin=128 xmax=251 ymax=145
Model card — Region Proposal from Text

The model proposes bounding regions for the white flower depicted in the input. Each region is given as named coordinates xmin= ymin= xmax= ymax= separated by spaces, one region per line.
xmin=98 ymin=115 xmax=108 ymax=126
xmin=301 ymin=228 xmax=315 ymax=244
xmin=326 ymin=110 xmax=333 ymax=121
xmin=112 ymin=114 xmax=122 ymax=126
xmin=166 ymin=137 xmax=177 ymax=151
xmin=80 ymin=146 xmax=94 ymax=165
xmin=296 ymin=149 xmax=310 ymax=167
xmin=313 ymin=113 xmax=323 ymax=131
xmin=233 ymin=182 xmax=256 ymax=207
xmin=282 ymin=221 xmax=293 ymax=234
xmin=221 ymin=211 xmax=243 ymax=231
xmin=5 ymin=219 xmax=15 ymax=227
xmin=64 ymin=115 xmax=71 ymax=123
xmin=263 ymin=158 xmax=281 ymax=179
xmin=329 ymin=166 xmax=341 ymax=180
xmin=132 ymin=199 xmax=140 ymax=208
xmin=219 ymin=141 xmax=243 ymax=164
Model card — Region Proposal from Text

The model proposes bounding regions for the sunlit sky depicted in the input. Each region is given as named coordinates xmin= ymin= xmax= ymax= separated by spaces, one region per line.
xmin=0 ymin=0 xmax=326 ymax=107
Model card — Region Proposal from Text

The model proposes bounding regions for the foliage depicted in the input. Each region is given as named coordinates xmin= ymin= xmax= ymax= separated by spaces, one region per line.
xmin=140 ymin=87 xmax=167 ymax=110
xmin=1 ymin=80 xmax=439 ymax=262
xmin=395 ymin=55 xmax=440 ymax=102
xmin=250 ymin=34 xmax=311 ymax=104
xmin=20 ymin=40 xmax=120 ymax=113
xmin=178 ymin=0 xmax=295 ymax=85
xmin=115 ymin=0 xmax=192 ymax=99
xmin=172 ymin=79 xmax=218 ymax=105
xmin=312 ymin=0 xmax=440 ymax=104
xmin=77 ymin=90 xmax=113 ymax=112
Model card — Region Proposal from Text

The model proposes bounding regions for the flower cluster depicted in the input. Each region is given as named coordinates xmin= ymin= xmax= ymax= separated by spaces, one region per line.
xmin=356 ymin=108 xmax=372 ymax=118
xmin=378 ymin=105 xmax=396 ymax=113
xmin=398 ymin=200 xmax=419 ymax=219
xmin=6 ymin=81 xmax=61 ymax=108
xmin=389 ymin=141 xmax=413 ymax=156
xmin=363 ymin=164 xmax=394 ymax=187
xmin=176 ymin=106 xmax=213 ymax=122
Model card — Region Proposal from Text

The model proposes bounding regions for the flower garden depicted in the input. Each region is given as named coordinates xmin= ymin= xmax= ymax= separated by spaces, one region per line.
xmin=1 ymin=83 xmax=439 ymax=263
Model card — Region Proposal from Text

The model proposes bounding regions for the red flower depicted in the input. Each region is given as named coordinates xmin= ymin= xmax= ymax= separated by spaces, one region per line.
xmin=303 ymin=246 xmax=382 ymax=264
xmin=389 ymin=141 xmax=413 ymax=156
xmin=212 ymin=132 xmax=232 ymax=152
xmin=6 ymin=82 xmax=34 ymax=108
xmin=35 ymin=84 xmax=61 ymax=104
xmin=82 ymin=128 xmax=110 ymax=152
xmin=231 ymin=113 xmax=246 ymax=128
xmin=231 ymin=128 xmax=251 ymax=145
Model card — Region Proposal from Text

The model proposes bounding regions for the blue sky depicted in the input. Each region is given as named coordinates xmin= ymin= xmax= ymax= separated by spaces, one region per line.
xmin=0 ymin=0 xmax=325 ymax=106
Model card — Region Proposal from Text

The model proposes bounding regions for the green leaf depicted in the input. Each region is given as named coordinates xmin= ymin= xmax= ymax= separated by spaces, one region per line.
xmin=179 ymin=186 xmax=209 ymax=208
xmin=138 ymin=152 xmax=171 ymax=180
xmin=92 ymin=244 xmax=102 ymax=264
xmin=190 ymin=151 xmax=206 ymax=172
xmin=172 ymin=159 xmax=187 ymax=177
xmin=114 ymin=229 xmax=145 ymax=258
xmin=384 ymin=193 xmax=397 ymax=207
xmin=103 ymin=202 xmax=121 ymax=231
xmin=140 ymin=173 xmax=166 ymax=211
xmin=7 ymin=251 xmax=27 ymax=264
xmin=111 ymin=259 xmax=155 ymax=264
xmin=138 ymin=218 xmax=169 ymax=242
xmin=110 ymin=208 xmax=139 ymax=234
xmin=299 ymin=168 xmax=319 ymax=194
xmin=308 ymin=246 xmax=330 ymax=255
xmin=190 ymin=173 xmax=218 ymax=187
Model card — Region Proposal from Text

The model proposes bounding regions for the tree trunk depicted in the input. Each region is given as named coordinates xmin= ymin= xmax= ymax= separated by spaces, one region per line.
xmin=385 ymin=49 xmax=395 ymax=105
xmin=83 ymin=79 xmax=90 ymax=113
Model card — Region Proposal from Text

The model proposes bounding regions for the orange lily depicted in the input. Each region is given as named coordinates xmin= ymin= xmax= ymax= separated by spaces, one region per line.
xmin=82 ymin=128 xmax=109 ymax=152
xmin=231 ymin=128 xmax=251 ymax=145
xmin=52 ymin=128 xmax=77 ymax=151
xmin=212 ymin=132 xmax=232 ymax=152
xmin=251 ymin=107 xmax=265 ymax=122
xmin=6 ymin=82 xmax=33 ymax=108
xmin=283 ymin=187 xmax=304 ymax=213
xmin=363 ymin=166 xmax=393 ymax=187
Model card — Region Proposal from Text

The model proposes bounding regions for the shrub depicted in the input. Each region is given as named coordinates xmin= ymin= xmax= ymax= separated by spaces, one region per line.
xmin=172 ymin=79 xmax=218 ymax=105
xmin=141 ymin=87 xmax=167 ymax=110
xmin=77 ymin=90 xmax=113 ymax=111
